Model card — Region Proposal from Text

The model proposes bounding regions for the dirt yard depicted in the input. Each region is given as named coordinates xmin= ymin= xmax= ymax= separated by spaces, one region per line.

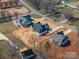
xmin=13 ymin=27 xmax=79 ymax=59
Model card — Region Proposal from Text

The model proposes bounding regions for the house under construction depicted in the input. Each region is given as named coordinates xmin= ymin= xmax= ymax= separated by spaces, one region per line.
xmin=13 ymin=15 xmax=79 ymax=59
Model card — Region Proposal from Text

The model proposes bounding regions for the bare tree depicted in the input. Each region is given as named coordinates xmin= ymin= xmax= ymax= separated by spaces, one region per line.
xmin=28 ymin=0 xmax=61 ymax=13
xmin=28 ymin=0 xmax=41 ymax=9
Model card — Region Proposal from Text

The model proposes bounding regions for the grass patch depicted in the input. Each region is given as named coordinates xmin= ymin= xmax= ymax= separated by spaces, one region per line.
xmin=71 ymin=2 xmax=79 ymax=7
xmin=0 ymin=22 xmax=26 ymax=49
xmin=0 ymin=40 xmax=22 ymax=59
xmin=47 ymin=15 xmax=61 ymax=21
xmin=64 ymin=0 xmax=72 ymax=2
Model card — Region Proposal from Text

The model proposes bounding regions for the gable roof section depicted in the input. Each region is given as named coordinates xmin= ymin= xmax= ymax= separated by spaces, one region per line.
xmin=32 ymin=22 xmax=50 ymax=35
xmin=19 ymin=15 xmax=33 ymax=26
